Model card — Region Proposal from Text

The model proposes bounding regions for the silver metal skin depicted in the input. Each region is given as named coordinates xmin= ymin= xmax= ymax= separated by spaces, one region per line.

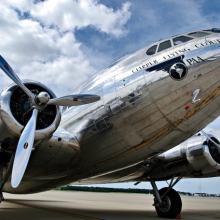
xmin=1 ymin=29 xmax=220 ymax=193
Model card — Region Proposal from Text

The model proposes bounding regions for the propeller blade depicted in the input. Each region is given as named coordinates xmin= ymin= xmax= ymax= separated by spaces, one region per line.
xmin=48 ymin=94 xmax=100 ymax=106
xmin=0 ymin=55 xmax=35 ymax=101
xmin=201 ymin=130 xmax=220 ymax=150
xmin=11 ymin=109 xmax=38 ymax=188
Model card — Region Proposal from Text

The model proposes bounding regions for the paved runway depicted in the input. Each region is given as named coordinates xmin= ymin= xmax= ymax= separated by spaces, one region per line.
xmin=1 ymin=190 xmax=220 ymax=220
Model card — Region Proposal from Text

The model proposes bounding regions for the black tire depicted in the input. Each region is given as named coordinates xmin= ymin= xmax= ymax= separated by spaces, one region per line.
xmin=155 ymin=187 xmax=182 ymax=219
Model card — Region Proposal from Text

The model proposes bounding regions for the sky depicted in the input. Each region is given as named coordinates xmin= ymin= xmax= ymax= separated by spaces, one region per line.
xmin=1 ymin=0 xmax=220 ymax=193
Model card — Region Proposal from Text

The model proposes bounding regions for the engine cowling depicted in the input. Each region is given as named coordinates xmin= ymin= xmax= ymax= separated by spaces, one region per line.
xmin=0 ymin=81 xmax=61 ymax=140
xmin=155 ymin=134 xmax=220 ymax=178
xmin=186 ymin=135 xmax=220 ymax=172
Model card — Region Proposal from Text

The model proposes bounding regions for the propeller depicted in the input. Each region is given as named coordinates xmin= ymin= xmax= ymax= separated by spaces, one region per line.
xmin=201 ymin=130 xmax=220 ymax=150
xmin=48 ymin=94 xmax=100 ymax=106
xmin=0 ymin=55 xmax=35 ymax=102
xmin=11 ymin=109 xmax=38 ymax=188
xmin=0 ymin=55 xmax=100 ymax=188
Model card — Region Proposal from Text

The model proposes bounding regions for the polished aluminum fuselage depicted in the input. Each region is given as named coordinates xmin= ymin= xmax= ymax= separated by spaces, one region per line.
xmin=3 ymin=32 xmax=220 ymax=193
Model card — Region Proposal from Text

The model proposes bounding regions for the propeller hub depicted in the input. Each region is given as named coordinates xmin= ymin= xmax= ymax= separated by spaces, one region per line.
xmin=35 ymin=91 xmax=50 ymax=106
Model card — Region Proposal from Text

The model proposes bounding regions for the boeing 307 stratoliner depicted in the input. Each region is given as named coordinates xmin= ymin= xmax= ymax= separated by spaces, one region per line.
xmin=0 ymin=28 xmax=220 ymax=218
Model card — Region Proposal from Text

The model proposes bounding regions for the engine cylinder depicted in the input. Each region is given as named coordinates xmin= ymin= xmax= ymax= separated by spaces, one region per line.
xmin=0 ymin=81 xmax=61 ymax=140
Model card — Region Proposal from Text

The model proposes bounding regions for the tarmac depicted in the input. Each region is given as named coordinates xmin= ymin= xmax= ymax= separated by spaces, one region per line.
xmin=1 ymin=190 xmax=220 ymax=220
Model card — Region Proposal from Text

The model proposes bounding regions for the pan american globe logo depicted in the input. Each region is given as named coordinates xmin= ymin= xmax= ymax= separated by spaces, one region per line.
xmin=169 ymin=62 xmax=188 ymax=81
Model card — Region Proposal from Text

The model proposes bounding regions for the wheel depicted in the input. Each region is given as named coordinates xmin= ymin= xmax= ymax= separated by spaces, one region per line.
xmin=155 ymin=187 xmax=182 ymax=219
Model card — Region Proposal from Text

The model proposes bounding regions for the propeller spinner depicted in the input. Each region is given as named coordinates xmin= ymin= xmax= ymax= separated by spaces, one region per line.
xmin=0 ymin=55 xmax=100 ymax=188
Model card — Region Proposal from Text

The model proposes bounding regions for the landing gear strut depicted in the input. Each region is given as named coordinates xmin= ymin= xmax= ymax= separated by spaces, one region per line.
xmin=0 ymin=154 xmax=15 ymax=203
xmin=150 ymin=178 xmax=182 ymax=218
xmin=0 ymin=192 xmax=4 ymax=203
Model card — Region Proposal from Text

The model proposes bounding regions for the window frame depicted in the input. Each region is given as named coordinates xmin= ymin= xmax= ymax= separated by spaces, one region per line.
xmin=188 ymin=31 xmax=211 ymax=38
xmin=146 ymin=44 xmax=158 ymax=56
xmin=172 ymin=35 xmax=193 ymax=46
xmin=204 ymin=28 xmax=220 ymax=33
xmin=157 ymin=40 xmax=172 ymax=53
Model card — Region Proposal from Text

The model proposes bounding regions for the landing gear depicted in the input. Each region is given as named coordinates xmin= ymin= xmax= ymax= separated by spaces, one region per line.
xmin=0 ymin=192 xmax=4 ymax=203
xmin=150 ymin=178 xmax=182 ymax=219
xmin=154 ymin=187 xmax=182 ymax=218
xmin=0 ymin=153 xmax=15 ymax=203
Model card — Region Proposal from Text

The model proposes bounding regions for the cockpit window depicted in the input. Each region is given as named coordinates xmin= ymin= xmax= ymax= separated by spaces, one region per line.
xmin=205 ymin=28 xmax=220 ymax=33
xmin=146 ymin=45 xmax=157 ymax=55
xmin=157 ymin=40 xmax=172 ymax=52
xmin=172 ymin=36 xmax=193 ymax=45
xmin=188 ymin=31 xmax=211 ymax=38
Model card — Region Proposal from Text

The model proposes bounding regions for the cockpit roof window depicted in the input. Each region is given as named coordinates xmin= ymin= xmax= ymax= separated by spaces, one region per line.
xmin=172 ymin=35 xmax=193 ymax=45
xmin=157 ymin=40 xmax=172 ymax=52
xmin=204 ymin=28 xmax=220 ymax=33
xmin=188 ymin=31 xmax=211 ymax=38
xmin=146 ymin=44 xmax=157 ymax=55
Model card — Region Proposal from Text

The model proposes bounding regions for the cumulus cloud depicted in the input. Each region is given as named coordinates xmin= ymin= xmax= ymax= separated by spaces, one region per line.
xmin=0 ymin=0 xmax=131 ymax=95
xmin=31 ymin=0 xmax=131 ymax=37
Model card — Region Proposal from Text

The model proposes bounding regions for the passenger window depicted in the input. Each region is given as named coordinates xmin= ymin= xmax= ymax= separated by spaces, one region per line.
xmin=173 ymin=36 xmax=193 ymax=45
xmin=157 ymin=40 xmax=172 ymax=52
xmin=188 ymin=31 xmax=211 ymax=38
xmin=146 ymin=45 xmax=157 ymax=55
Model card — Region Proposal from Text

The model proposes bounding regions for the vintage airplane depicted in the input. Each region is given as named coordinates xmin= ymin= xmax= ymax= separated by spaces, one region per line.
xmin=0 ymin=28 xmax=220 ymax=218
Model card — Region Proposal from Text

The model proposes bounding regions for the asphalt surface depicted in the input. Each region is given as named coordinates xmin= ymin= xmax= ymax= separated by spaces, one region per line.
xmin=1 ymin=190 xmax=220 ymax=220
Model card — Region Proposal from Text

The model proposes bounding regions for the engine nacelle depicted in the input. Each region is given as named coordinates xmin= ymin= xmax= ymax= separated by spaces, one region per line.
xmin=186 ymin=135 xmax=220 ymax=173
xmin=0 ymin=81 xmax=61 ymax=140
xmin=158 ymin=134 xmax=220 ymax=177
